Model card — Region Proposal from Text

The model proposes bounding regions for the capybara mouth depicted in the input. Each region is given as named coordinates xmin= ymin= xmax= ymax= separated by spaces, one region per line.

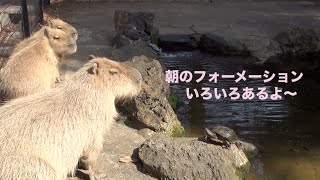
xmin=68 ymin=44 xmax=77 ymax=53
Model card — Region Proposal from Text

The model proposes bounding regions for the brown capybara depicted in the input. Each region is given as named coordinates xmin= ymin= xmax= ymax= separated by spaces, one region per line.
xmin=0 ymin=28 xmax=77 ymax=102
xmin=0 ymin=57 xmax=142 ymax=179
xmin=12 ymin=18 xmax=78 ymax=54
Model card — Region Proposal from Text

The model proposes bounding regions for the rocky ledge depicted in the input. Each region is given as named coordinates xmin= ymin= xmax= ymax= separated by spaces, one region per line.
xmin=81 ymin=124 xmax=254 ymax=180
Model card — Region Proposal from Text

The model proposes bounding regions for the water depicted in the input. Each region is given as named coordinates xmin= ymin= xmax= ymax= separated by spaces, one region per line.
xmin=161 ymin=50 xmax=320 ymax=180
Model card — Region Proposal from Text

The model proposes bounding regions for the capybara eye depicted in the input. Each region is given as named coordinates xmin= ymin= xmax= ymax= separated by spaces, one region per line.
xmin=54 ymin=35 xmax=60 ymax=40
xmin=57 ymin=26 xmax=63 ymax=30
xmin=109 ymin=69 xmax=118 ymax=75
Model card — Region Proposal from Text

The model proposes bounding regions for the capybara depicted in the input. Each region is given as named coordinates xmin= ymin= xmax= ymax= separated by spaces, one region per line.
xmin=12 ymin=18 xmax=78 ymax=54
xmin=0 ymin=28 xmax=77 ymax=101
xmin=0 ymin=57 xmax=142 ymax=179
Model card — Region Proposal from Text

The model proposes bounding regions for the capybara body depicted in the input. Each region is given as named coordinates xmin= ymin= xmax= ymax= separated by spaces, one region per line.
xmin=12 ymin=19 xmax=78 ymax=54
xmin=0 ymin=28 xmax=77 ymax=101
xmin=0 ymin=57 xmax=142 ymax=179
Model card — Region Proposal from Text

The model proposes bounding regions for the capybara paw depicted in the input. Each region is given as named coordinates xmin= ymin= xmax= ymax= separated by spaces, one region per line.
xmin=77 ymin=168 xmax=107 ymax=180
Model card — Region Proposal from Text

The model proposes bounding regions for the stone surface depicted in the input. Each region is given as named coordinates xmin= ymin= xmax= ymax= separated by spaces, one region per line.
xmin=235 ymin=140 xmax=258 ymax=158
xmin=159 ymin=34 xmax=198 ymax=50
xmin=71 ymin=123 xmax=155 ymax=180
xmin=139 ymin=134 xmax=249 ymax=180
xmin=111 ymin=41 xmax=159 ymax=61
xmin=120 ymin=55 xmax=182 ymax=134
xmin=273 ymin=26 xmax=320 ymax=57
xmin=200 ymin=34 xmax=250 ymax=55
xmin=111 ymin=34 xmax=131 ymax=48
xmin=121 ymin=24 xmax=151 ymax=42
xmin=137 ymin=128 xmax=156 ymax=139
xmin=113 ymin=10 xmax=158 ymax=48
xmin=114 ymin=10 xmax=155 ymax=35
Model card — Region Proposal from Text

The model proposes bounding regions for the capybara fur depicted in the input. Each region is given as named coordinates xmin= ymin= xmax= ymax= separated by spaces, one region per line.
xmin=0 ymin=57 xmax=142 ymax=179
xmin=12 ymin=18 xmax=78 ymax=54
xmin=0 ymin=28 xmax=77 ymax=101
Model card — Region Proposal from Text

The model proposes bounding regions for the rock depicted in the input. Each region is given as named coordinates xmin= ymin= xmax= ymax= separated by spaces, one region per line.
xmin=139 ymin=134 xmax=249 ymax=180
xmin=112 ymin=10 xmax=159 ymax=48
xmin=111 ymin=34 xmax=131 ymax=48
xmin=200 ymin=34 xmax=250 ymax=55
xmin=137 ymin=128 xmax=155 ymax=139
xmin=114 ymin=10 xmax=155 ymax=35
xmin=76 ymin=123 xmax=155 ymax=180
xmin=235 ymin=140 xmax=258 ymax=158
xmin=150 ymin=27 xmax=159 ymax=45
xmin=120 ymin=55 xmax=183 ymax=134
xmin=111 ymin=41 xmax=159 ymax=61
xmin=159 ymin=34 xmax=198 ymax=51
xmin=122 ymin=24 xmax=150 ymax=42
xmin=273 ymin=27 xmax=320 ymax=57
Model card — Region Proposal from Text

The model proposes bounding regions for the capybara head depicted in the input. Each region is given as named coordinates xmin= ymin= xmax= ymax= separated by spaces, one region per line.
xmin=48 ymin=19 xmax=78 ymax=40
xmin=84 ymin=56 xmax=142 ymax=99
xmin=44 ymin=28 xmax=77 ymax=56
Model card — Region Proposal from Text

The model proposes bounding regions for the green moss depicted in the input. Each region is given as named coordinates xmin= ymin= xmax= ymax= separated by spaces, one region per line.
xmin=170 ymin=125 xmax=185 ymax=137
xmin=168 ymin=94 xmax=182 ymax=110
xmin=235 ymin=161 xmax=251 ymax=180
xmin=235 ymin=169 xmax=245 ymax=180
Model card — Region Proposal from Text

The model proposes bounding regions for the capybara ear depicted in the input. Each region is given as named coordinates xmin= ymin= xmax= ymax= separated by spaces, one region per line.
xmin=48 ymin=19 xmax=53 ymax=26
xmin=44 ymin=28 xmax=49 ymax=37
xmin=88 ymin=62 xmax=99 ymax=75
xmin=87 ymin=55 xmax=96 ymax=61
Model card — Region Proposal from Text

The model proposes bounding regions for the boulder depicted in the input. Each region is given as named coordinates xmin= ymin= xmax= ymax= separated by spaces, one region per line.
xmin=159 ymin=34 xmax=198 ymax=51
xmin=137 ymin=128 xmax=156 ymax=139
xmin=120 ymin=55 xmax=183 ymax=134
xmin=235 ymin=140 xmax=258 ymax=158
xmin=273 ymin=27 xmax=320 ymax=57
xmin=263 ymin=27 xmax=320 ymax=75
xmin=114 ymin=10 xmax=155 ymax=35
xmin=111 ymin=34 xmax=131 ymax=48
xmin=121 ymin=24 xmax=150 ymax=42
xmin=111 ymin=41 xmax=159 ymax=62
xmin=74 ymin=123 xmax=155 ymax=180
xmin=113 ymin=10 xmax=159 ymax=47
xmin=200 ymin=34 xmax=250 ymax=55
xmin=139 ymin=134 xmax=249 ymax=180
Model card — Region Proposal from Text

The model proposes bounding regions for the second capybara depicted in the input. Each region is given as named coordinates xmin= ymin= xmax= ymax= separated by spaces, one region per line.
xmin=0 ymin=28 xmax=77 ymax=101
xmin=0 ymin=57 xmax=142 ymax=179
xmin=12 ymin=18 xmax=78 ymax=54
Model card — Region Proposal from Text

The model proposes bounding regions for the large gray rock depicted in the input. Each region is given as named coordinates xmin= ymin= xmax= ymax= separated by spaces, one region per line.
xmin=111 ymin=41 xmax=159 ymax=62
xmin=121 ymin=56 xmax=183 ymax=134
xmin=122 ymin=24 xmax=151 ymax=42
xmin=139 ymin=134 xmax=249 ymax=180
xmin=111 ymin=34 xmax=131 ymax=48
xmin=235 ymin=140 xmax=258 ymax=158
xmin=273 ymin=27 xmax=320 ymax=57
xmin=74 ymin=123 xmax=155 ymax=180
xmin=263 ymin=27 xmax=320 ymax=74
xmin=159 ymin=34 xmax=198 ymax=51
xmin=200 ymin=34 xmax=250 ymax=56
xmin=114 ymin=10 xmax=155 ymax=35
xmin=113 ymin=10 xmax=159 ymax=48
